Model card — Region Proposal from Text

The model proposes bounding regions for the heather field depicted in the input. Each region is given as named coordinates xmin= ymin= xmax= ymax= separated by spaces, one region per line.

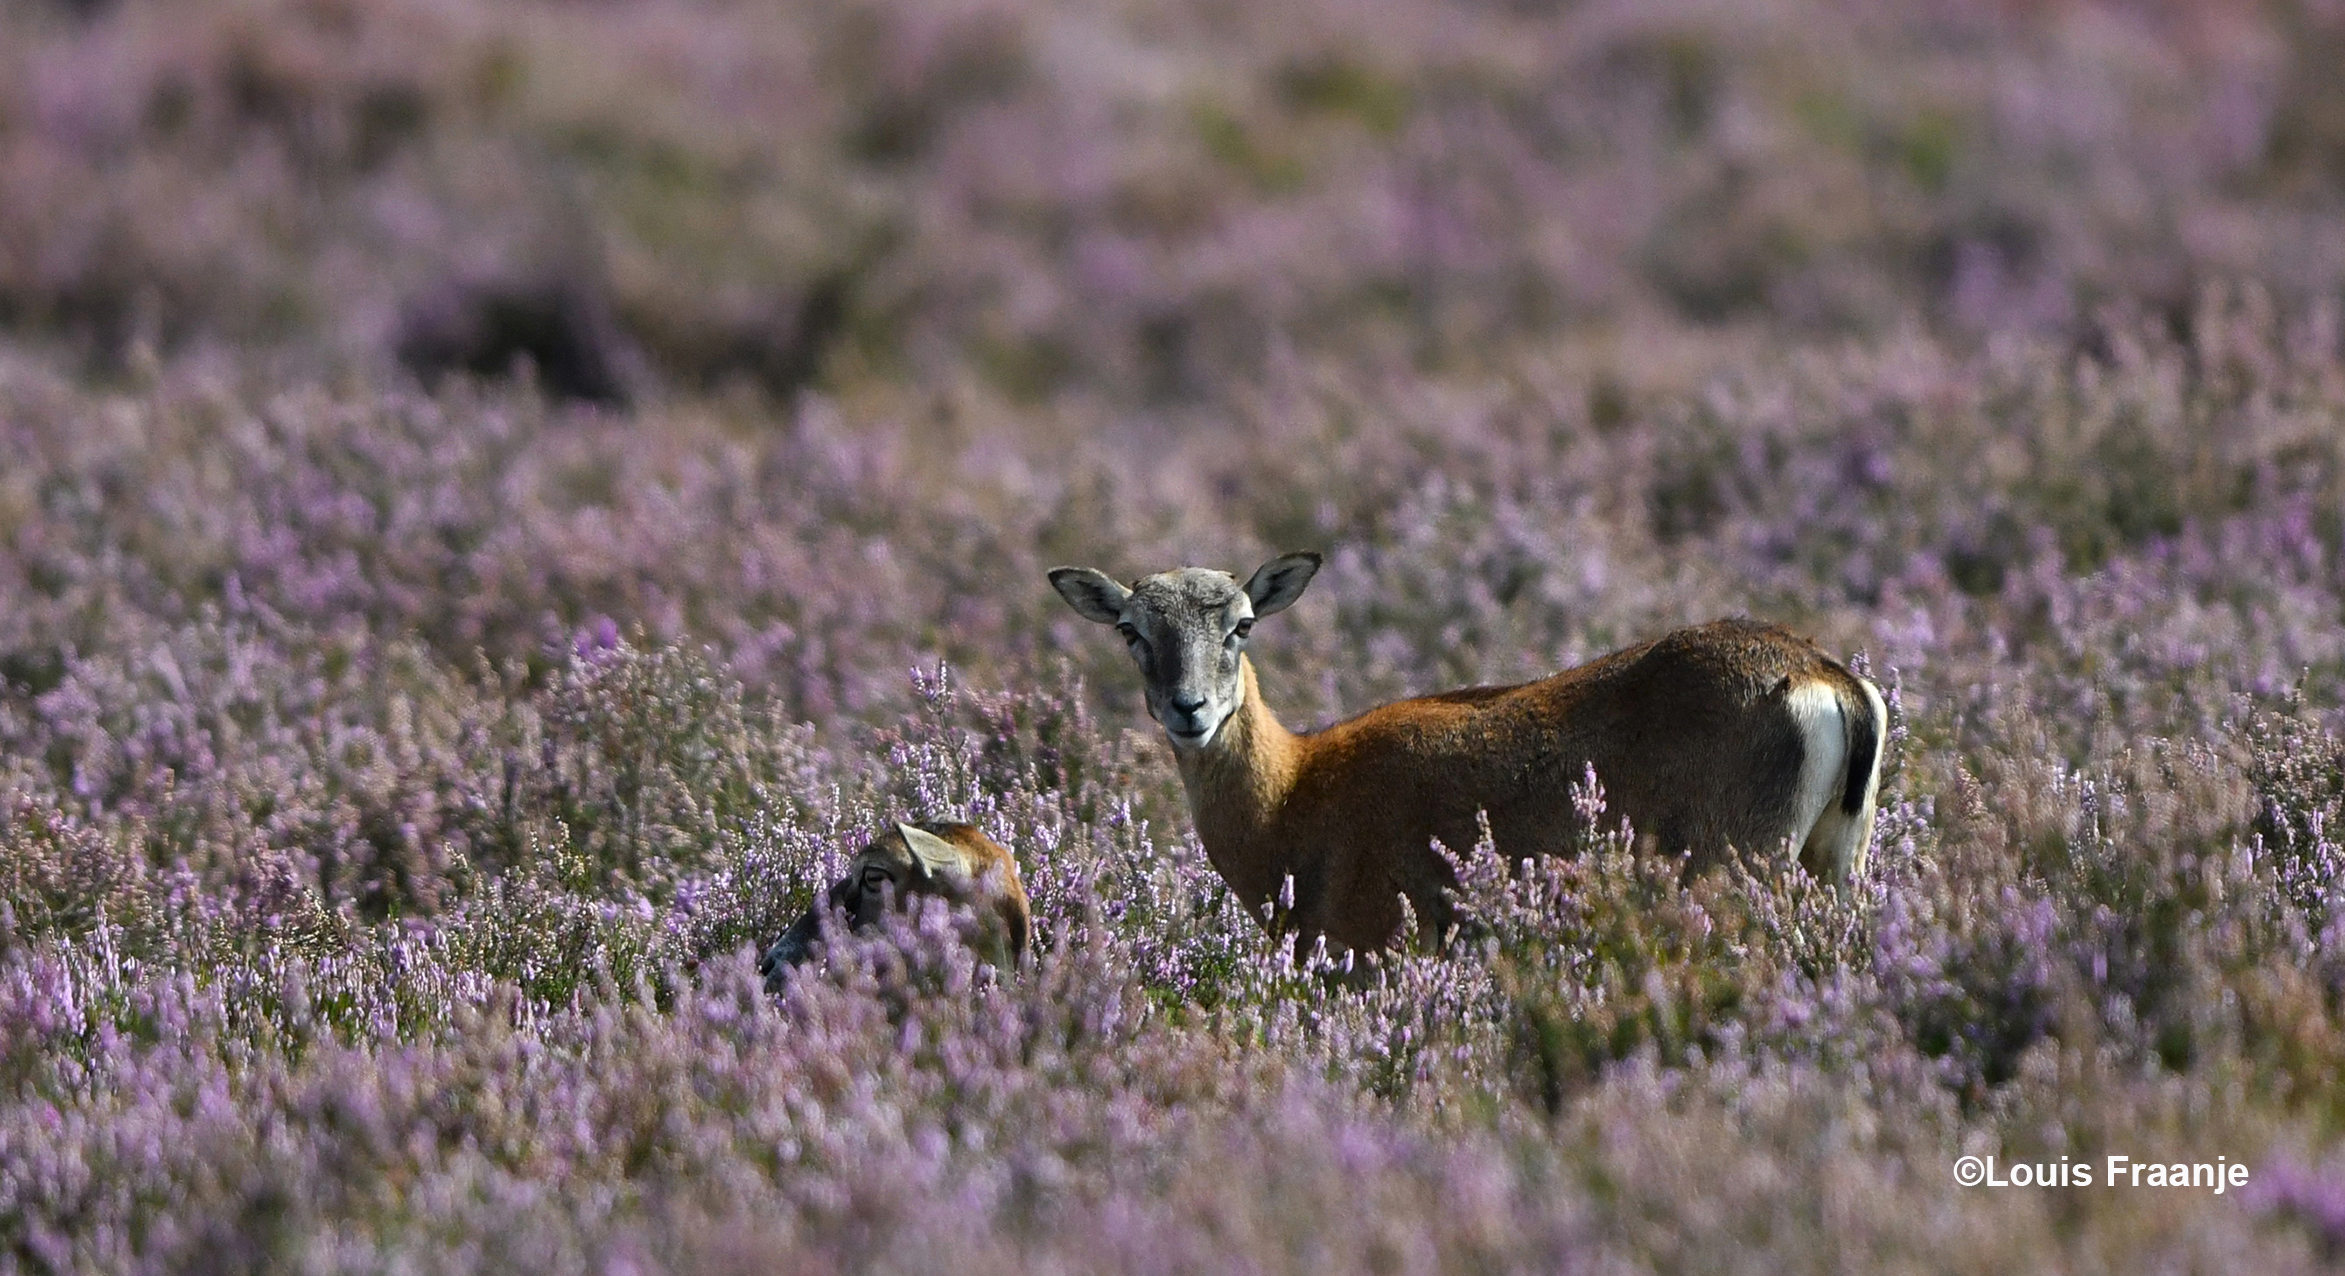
xmin=9 ymin=0 xmax=2345 ymax=1271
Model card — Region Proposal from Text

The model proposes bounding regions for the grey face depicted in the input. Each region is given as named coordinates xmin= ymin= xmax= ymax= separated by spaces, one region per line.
xmin=1049 ymin=552 xmax=1321 ymax=753
xmin=1119 ymin=568 xmax=1255 ymax=748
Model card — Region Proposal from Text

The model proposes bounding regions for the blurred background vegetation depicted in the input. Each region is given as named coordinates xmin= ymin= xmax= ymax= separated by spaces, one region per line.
xmin=7 ymin=0 xmax=2345 ymax=408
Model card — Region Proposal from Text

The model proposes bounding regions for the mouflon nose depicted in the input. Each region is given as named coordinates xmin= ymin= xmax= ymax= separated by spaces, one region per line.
xmin=1168 ymin=692 xmax=1208 ymax=718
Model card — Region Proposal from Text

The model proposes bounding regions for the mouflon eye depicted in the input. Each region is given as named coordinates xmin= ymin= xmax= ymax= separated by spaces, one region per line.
xmin=861 ymin=865 xmax=890 ymax=888
xmin=1231 ymin=618 xmax=1254 ymax=641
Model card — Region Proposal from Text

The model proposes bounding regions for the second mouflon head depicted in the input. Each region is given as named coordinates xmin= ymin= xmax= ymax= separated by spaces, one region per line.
xmin=760 ymin=820 xmax=1030 ymax=991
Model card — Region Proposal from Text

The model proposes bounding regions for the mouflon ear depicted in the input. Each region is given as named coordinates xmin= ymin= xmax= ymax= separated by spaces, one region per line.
xmin=1242 ymin=551 xmax=1322 ymax=617
xmin=1048 ymin=566 xmax=1132 ymax=625
xmin=897 ymin=822 xmax=965 ymax=880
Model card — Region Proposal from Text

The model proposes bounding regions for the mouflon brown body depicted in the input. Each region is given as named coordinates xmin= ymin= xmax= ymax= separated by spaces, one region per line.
xmin=760 ymin=821 xmax=1030 ymax=987
xmin=1051 ymin=553 xmax=1885 ymax=955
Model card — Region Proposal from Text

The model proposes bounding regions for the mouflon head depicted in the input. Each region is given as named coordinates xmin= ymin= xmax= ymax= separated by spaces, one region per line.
xmin=1048 ymin=551 xmax=1320 ymax=752
xmin=760 ymin=821 xmax=1028 ymax=986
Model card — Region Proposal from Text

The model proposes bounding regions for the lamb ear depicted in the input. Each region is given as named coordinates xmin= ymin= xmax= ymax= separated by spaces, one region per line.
xmin=897 ymin=823 xmax=964 ymax=879
xmin=1243 ymin=551 xmax=1321 ymax=616
xmin=1048 ymin=567 xmax=1131 ymax=625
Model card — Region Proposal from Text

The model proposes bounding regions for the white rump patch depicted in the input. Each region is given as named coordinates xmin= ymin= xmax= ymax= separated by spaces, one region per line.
xmin=1783 ymin=680 xmax=1847 ymax=858
xmin=1796 ymin=675 xmax=1887 ymax=881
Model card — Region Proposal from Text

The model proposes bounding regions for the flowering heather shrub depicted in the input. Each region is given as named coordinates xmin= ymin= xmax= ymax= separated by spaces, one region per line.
xmin=6 ymin=1 xmax=2345 ymax=1270
xmin=2 ymin=292 xmax=2342 ymax=1268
